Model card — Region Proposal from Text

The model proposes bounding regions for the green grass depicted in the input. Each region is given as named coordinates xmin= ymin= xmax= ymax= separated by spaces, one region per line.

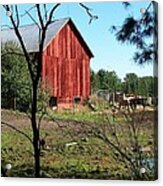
xmin=46 ymin=109 xmax=125 ymax=125
xmin=1 ymin=109 xmax=156 ymax=179
xmin=1 ymin=126 xmax=125 ymax=178
xmin=48 ymin=111 xmax=108 ymax=124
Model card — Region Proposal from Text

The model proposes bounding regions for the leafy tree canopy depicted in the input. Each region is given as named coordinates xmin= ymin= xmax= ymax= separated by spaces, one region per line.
xmin=1 ymin=42 xmax=31 ymax=111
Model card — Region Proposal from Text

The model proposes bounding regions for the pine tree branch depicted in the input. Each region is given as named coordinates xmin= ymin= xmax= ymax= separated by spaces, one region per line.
xmin=1 ymin=52 xmax=25 ymax=57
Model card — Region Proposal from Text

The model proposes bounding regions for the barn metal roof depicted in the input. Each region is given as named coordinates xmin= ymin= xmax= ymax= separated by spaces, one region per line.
xmin=1 ymin=18 xmax=94 ymax=57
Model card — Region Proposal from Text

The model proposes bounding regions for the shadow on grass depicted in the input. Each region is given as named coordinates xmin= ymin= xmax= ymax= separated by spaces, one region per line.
xmin=1 ymin=162 xmax=131 ymax=180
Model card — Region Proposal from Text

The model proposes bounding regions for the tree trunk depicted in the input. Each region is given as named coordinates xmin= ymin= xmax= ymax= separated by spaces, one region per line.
xmin=33 ymin=130 xmax=40 ymax=178
xmin=31 ymin=80 xmax=40 ymax=177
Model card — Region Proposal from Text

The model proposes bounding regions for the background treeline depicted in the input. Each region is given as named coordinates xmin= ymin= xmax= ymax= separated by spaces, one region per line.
xmin=91 ymin=69 xmax=157 ymax=97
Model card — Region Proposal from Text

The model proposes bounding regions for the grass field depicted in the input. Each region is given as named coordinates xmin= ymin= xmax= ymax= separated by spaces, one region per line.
xmin=1 ymin=108 xmax=157 ymax=179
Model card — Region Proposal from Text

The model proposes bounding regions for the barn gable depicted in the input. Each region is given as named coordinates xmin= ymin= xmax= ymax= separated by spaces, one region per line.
xmin=1 ymin=18 xmax=94 ymax=58
xmin=44 ymin=20 xmax=93 ymax=59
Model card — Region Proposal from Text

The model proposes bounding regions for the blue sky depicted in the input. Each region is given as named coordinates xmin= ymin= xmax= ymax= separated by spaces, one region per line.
xmin=1 ymin=1 xmax=154 ymax=80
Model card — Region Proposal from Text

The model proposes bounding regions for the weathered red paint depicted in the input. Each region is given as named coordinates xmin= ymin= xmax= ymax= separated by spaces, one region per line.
xmin=42 ymin=20 xmax=93 ymax=107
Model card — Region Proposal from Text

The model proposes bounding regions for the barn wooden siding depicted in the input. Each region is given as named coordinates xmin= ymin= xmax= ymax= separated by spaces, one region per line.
xmin=42 ymin=21 xmax=92 ymax=106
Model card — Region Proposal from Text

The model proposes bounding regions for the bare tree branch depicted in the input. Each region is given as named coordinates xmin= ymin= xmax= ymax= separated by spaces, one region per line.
xmin=45 ymin=3 xmax=61 ymax=28
xmin=21 ymin=5 xmax=36 ymax=17
xmin=36 ymin=4 xmax=44 ymax=29
xmin=37 ymin=111 xmax=46 ymax=131
xmin=15 ymin=5 xmax=20 ymax=27
xmin=1 ymin=120 xmax=33 ymax=144
xmin=43 ymin=4 xmax=48 ymax=22
xmin=79 ymin=3 xmax=98 ymax=24
xmin=24 ymin=10 xmax=41 ymax=29
xmin=1 ymin=25 xmax=13 ymax=29
xmin=35 ymin=3 xmax=60 ymax=81
xmin=94 ymin=131 xmax=137 ymax=171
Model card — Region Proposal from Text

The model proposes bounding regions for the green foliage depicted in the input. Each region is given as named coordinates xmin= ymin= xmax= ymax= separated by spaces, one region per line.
xmin=37 ymin=82 xmax=51 ymax=113
xmin=124 ymin=73 xmax=138 ymax=94
xmin=90 ymin=69 xmax=100 ymax=93
xmin=123 ymin=73 xmax=155 ymax=96
xmin=91 ymin=69 xmax=155 ymax=97
xmin=1 ymin=42 xmax=31 ymax=111
xmin=91 ymin=69 xmax=122 ymax=93
xmin=137 ymin=76 xmax=154 ymax=96
xmin=1 ymin=42 xmax=51 ymax=113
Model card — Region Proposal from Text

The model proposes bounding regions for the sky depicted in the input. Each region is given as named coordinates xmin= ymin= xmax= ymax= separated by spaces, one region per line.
xmin=1 ymin=1 xmax=155 ymax=80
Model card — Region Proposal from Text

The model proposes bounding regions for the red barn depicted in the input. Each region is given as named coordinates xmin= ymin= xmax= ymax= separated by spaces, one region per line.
xmin=2 ymin=18 xmax=94 ymax=108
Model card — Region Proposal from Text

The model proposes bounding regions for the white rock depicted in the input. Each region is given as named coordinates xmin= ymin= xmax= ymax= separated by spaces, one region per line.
xmin=65 ymin=142 xmax=77 ymax=147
